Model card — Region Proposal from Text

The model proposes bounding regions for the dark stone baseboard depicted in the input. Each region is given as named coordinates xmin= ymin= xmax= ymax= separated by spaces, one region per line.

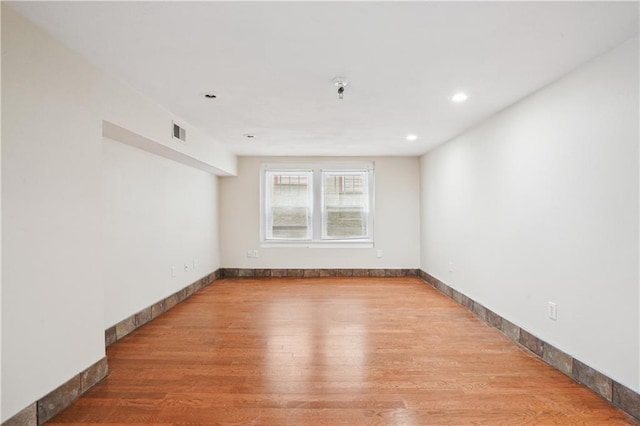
xmin=3 ymin=357 xmax=108 ymax=426
xmin=105 ymin=269 xmax=221 ymax=347
xmin=2 ymin=270 xmax=223 ymax=426
xmin=219 ymin=268 xmax=418 ymax=278
xmin=1 ymin=405 xmax=36 ymax=426
xmin=417 ymin=269 xmax=640 ymax=421
xmin=6 ymin=268 xmax=636 ymax=423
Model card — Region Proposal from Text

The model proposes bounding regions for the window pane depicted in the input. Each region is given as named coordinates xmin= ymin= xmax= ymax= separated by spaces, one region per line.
xmin=266 ymin=172 xmax=311 ymax=240
xmin=322 ymin=172 xmax=369 ymax=239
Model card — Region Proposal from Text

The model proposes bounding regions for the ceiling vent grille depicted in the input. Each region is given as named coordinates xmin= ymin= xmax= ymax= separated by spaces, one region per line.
xmin=172 ymin=121 xmax=186 ymax=142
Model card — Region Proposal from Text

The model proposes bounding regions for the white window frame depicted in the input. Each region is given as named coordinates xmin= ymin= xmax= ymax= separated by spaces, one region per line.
xmin=261 ymin=162 xmax=375 ymax=248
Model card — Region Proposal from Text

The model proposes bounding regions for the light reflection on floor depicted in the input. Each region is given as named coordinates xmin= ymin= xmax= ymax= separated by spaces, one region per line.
xmin=262 ymin=297 xmax=368 ymax=397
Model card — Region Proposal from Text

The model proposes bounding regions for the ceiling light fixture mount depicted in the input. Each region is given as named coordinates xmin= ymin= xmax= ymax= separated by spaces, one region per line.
xmin=332 ymin=77 xmax=348 ymax=100
xmin=406 ymin=134 xmax=418 ymax=142
xmin=204 ymin=93 xmax=217 ymax=99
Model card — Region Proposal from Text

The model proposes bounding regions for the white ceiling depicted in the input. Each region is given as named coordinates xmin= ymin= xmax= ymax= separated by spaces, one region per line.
xmin=10 ymin=1 xmax=639 ymax=157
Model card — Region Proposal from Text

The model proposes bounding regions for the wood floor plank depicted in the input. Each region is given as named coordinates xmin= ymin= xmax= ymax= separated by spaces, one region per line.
xmin=47 ymin=277 xmax=638 ymax=425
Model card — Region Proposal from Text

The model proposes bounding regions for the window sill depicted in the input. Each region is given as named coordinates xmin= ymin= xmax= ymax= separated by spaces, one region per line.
xmin=260 ymin=241 xmax=374 ymax=249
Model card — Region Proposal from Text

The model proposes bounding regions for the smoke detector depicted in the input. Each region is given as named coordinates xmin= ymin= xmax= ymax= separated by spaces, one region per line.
xmin=332 ymin=77 xmax=348 ymax=100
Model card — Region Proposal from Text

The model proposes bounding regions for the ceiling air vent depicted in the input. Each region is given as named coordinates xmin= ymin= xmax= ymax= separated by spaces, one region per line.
xmin=172 ymin=121 xmax=186 ymax=142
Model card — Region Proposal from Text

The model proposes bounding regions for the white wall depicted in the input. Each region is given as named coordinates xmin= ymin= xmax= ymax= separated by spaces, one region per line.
xmin=420 ymin=37 xmax=639 ymax=391
xmin=0 ymin=4 xmax=4 ymax=420
xmin=221 ymin=157 xmax=420 ymax=269
xmin=1 ymin=6 xmax=235 ymax=421
xmin=102 ymin=138 xmax=219 ymax=327
xmin=2 ymin=7 xmax=104 ymax=420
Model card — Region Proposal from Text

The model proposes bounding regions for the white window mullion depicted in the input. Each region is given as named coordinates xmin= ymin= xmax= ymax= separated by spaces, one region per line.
xmin=312 ymin=169 xmax=323 ymax=240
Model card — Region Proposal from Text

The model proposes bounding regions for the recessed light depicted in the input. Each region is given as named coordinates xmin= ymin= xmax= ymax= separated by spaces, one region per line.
xmin=406 ymin=134 xmax=418 ymax=142
xmin=451 ymin=92 xmax=468 ymax=103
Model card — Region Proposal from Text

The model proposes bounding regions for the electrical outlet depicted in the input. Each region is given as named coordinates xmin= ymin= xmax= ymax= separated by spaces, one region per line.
xmin=376 ymin=250 xmax=383 ymax=258
xmin=548 ymin=302 xmax=557 ymax=321
xmin=252 ymin=250 xmax=259 ymax=258
xmin=246 ymin=251 xmax=253 ymax=258
xmin=184 ymin=263 xmax=189 ymax=272
xmin=448 ymin=261 xmax=454 ymax=272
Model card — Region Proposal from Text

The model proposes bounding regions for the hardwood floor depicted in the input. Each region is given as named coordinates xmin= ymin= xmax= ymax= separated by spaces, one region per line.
xmin=47 ymin=278 xmax=637 ymax=425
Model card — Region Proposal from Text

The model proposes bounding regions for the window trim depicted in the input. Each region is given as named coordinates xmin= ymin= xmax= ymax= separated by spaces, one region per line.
xmin=260 ymin=162 xmax=375 ymax=248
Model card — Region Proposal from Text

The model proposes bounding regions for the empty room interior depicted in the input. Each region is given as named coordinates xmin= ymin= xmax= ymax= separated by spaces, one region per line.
xmin=1 ymin=1 xmax=639 ymax=425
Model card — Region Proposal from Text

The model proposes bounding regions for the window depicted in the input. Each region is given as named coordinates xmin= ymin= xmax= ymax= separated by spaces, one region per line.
xmin=265 ymin=171 xmax=312 ymax=240
xmin=262 ymin=163 xmax=374 ymax=246
xmin=322 ymin=171 xmax=370 ymax=239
